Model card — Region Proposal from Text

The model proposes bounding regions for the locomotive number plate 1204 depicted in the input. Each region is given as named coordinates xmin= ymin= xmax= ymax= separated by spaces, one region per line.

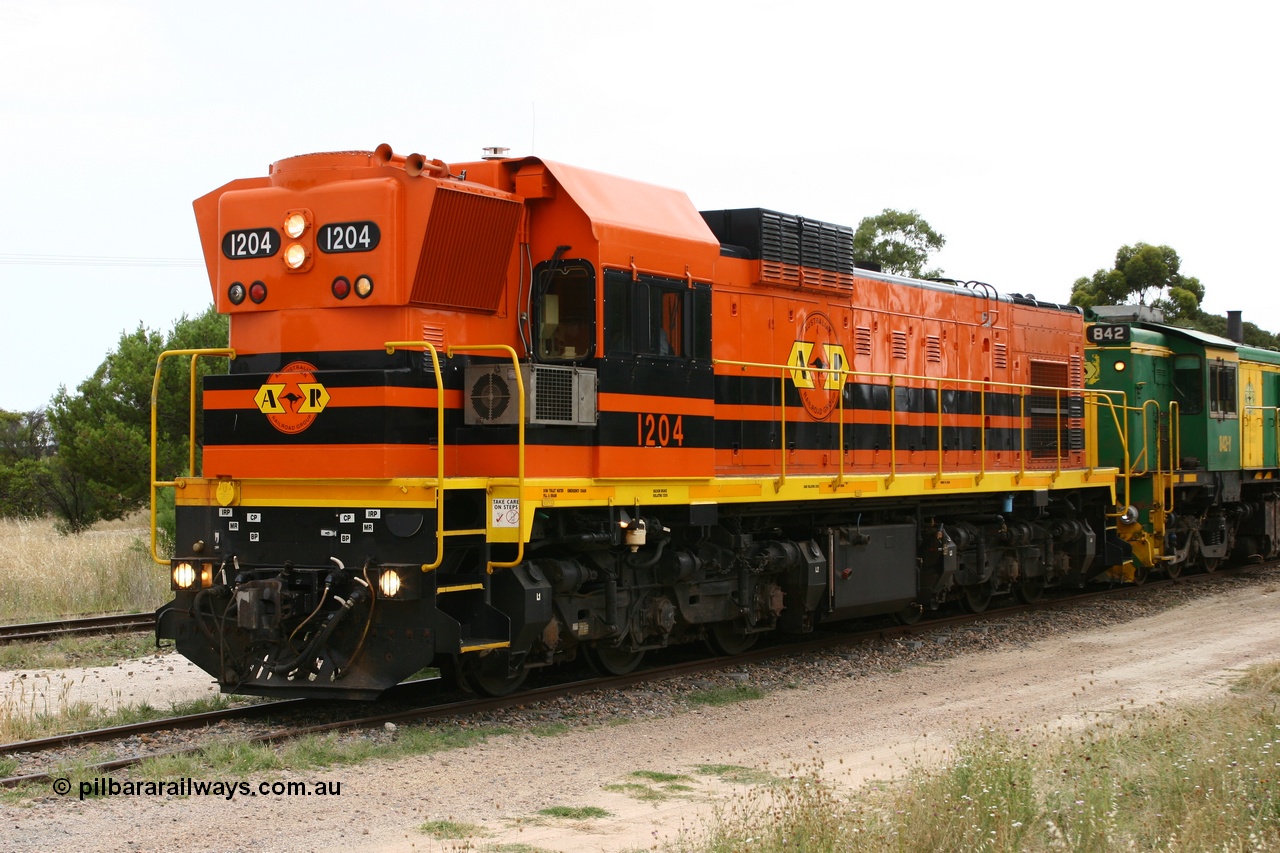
xmin=1086 ymin=324 xmax=1132 ymax=344
xmin=222 ymin=228 xmax=280 ymax=259
xmin=318 ymin=221 xmax=381 ymax=253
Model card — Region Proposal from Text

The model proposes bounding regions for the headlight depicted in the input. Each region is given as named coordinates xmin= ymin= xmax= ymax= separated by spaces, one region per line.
xmin=378 ymin=569 xmax=402 ymax=598
xmin=283 ymin=212 xmax=307 ymax=239
xmin=354 ymin=275 xmax=374 ymax=298
xmin=173 ymin=562 xmax=196 ymax=590
xmin=284 ymin=243 xmax=308 ymax=269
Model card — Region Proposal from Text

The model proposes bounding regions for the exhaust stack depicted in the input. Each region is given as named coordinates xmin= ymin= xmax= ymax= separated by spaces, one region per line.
xmin=1227 ymin=310 xmax=1244 ymax=344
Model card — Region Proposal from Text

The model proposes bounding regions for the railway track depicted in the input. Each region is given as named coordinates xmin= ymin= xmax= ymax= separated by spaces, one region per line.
xmin=0 ymin=612 xmax=156 ymax=644
xmin=0 ymin=565 xmax=1266 ymax=789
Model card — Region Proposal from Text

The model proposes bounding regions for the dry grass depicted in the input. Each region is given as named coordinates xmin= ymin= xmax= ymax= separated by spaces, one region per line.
xmin=0 ymin=515 xmax=168 ymax=621
xmin=680 ymin=661 xmax=1280 ymax=852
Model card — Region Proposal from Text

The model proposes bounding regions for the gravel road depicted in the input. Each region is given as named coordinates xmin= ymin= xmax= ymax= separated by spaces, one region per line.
xmin=3 ymin=570 xmax=1277 ymax=853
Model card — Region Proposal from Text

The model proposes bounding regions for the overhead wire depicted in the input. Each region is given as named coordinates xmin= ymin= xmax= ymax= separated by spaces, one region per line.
xmin=0 ymin=253 xmax=201 ymax=268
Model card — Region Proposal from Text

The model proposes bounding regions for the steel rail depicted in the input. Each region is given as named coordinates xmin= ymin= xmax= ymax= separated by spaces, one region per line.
xmin=0 ymin=613 xmax=156 ymax=644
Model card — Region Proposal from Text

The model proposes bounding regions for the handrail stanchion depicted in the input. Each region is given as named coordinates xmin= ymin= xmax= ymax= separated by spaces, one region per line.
xmin=383 ymin=341 xmax=447 ymax=571
xmin=149 ymin=347 xmax=236 ymax=566
xmin=446 ymin=344 xmax=525 ymax=573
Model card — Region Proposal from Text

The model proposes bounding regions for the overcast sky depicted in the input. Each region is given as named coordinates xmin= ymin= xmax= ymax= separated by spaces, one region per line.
xmin=2 ymin=0 xmax=1275 ymax=412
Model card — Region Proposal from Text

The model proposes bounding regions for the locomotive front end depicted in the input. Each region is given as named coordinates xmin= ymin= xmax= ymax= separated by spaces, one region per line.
xmin=155 ymin=146 xmax=537 ymax=698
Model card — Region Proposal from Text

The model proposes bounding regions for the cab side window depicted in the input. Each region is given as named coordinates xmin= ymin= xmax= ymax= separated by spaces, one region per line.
xmin=534 ymin=261 xmax=595 ymax=362
xmin=1173 ymin=354 xmax=1203 ymax=415
xmin=604 ymin=271 xmax=710 ymax=360
xmin=1209 ymin=360 xmax=1237 ymax=418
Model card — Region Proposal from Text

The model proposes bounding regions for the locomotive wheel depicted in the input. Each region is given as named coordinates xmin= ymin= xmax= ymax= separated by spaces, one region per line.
xmin=1131 ymin=563 xmax=1149 ymax=585
xmin=960 ymin=582 xmax=993 ymax=614
xmin=1199 ymin=554 xmax=1222 ymax=573
xmin=895 ymin=602 xmax=924 ymax=625
xmin=1165 ymin=559 xmax=1184 ymax=579
xmin=1014 ymin=576 xmax=1045 ymax=604
xmin=460 ymin=659 xmax=528 ymax=697
xmin=705 ymin=623 xmax=759 ymax=656
xmin=583 ymin=642 xmax=645 ymax=675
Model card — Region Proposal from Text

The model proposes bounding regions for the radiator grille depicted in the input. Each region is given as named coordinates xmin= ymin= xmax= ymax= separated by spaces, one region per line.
xmin=411 ymin=187 xmax=521 ymax=311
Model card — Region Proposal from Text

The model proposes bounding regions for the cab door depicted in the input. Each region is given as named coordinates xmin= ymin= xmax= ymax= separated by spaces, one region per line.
xmin=1241 ymin=361 xmax=1265 ymax=468
xmin=1205 ymin=350 xmax=1241 ymax=472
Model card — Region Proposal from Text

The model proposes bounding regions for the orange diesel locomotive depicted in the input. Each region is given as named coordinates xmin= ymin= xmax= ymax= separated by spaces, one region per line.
xmin=155 ymin=146 xmax=1123 ymax=698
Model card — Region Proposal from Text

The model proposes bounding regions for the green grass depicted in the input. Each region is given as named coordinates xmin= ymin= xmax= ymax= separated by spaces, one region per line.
xmin=629 ymin=769 xmax=689 ymax=783
xmin=418 ymin=818 xmax=489 ymax=839
xmin=676 ymin=661 xmax=1280 ymax=852
xmin=537 ymin=805 xmax=611 ymax=819
xmin=695 ymin=764 xmax=779 ymax=786
xmin=605 ymin=769 xmax=697 ymax=802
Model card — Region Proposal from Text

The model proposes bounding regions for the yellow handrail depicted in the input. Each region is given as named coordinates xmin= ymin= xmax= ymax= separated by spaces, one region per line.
xmin=383 ymin=341 xmax=446 ymax=571
xmin=1243 ymin=403 xmax=1280 ymax=469
xmin=448 ymin=345 xmax=526 ymax=573
xmin=1087 ymin=388 xmax=1132 ymax=514
xmin=149 ymin=347 xmax=236 ymax=565
xmin=888 ymin=374 xmax=898 ymax=487
xmin=711 ymin=357 xmax=1093 ymax=491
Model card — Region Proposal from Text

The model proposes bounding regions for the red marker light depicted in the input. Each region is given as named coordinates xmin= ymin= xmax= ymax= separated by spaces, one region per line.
xmin=249 ymin=281 xmax=267 ymax=304
xmin=332 ymin=276 xmax=351 ymax=300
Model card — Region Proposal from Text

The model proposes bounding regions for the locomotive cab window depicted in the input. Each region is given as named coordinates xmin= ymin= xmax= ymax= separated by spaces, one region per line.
xmin=1173 ymin=354 xmax=1203 ymax=415
xmin=604 ymin=270 xmax=710 ymax=360
xmin=1209 ymin=360 xmax=1238 ymax=418
xmin=533 ymin=260 xmax=595 ymax=362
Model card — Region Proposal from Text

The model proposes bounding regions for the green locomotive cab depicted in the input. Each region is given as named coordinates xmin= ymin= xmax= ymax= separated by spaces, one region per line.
xmin=1087 ymin=306 xmax=1280 ymax=578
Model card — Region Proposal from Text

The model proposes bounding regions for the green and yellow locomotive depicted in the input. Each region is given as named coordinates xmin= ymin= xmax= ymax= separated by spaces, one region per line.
xmin=1087 ymin=305 xmax=1280 ymax=580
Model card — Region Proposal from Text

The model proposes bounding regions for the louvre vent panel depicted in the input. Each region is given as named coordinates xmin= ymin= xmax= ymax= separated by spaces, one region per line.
xmin=891 ymin=331 xmax=909 ymax=360
xmin=699 ymin=208 xmax=857 ymax=290
xmin=926 ymin=335 xmax=943 ymax=364
xmin=421 ymin=324 xmax=445 ymax=371
xmin=993 ymin=343 xmax=1008 ymax=370
xmin=855 ymin=327 xmax=873 ymax=357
